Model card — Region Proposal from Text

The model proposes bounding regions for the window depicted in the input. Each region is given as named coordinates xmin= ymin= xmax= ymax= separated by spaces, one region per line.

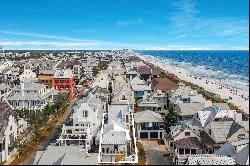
xmin=145 ymin=122 xmax=153 ymax=127
xmin=83 ymin=110 xmax=88 ymax=117
xmin=170 ymin=142 xmax=173 ymax=147
xmin=185 ymin=132 xmax=190 ymax=136
xmin=179 ymin=149 xmax=184 ymax=155
xmin=121 ymin=95 xmax=126 ymax=100
xmin=209 ymin=129 xmax=212 ymax=135
xmin=185 ymin=149 xmax=190 ymax=154
xmin=238 ymin=134 xmax=246 ymax=138
xmin=55 ymin=80 xmax=59 ymax=83
xmin=60 ymin=80 xmax=64 ymax=83
xmin=191 ymin=149 xmax=196 ymax=154
xmin=114 ymin=145 xmax=118 ymax=152
xmin=75 ymin=124 xmax=79 ymax=126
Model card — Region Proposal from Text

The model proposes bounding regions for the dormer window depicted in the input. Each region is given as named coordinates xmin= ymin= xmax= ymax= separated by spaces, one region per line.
xmin=185 ymin=132 xmax=190 ymax=136
xmin=121 ymin=95 xmax=127 ymax=100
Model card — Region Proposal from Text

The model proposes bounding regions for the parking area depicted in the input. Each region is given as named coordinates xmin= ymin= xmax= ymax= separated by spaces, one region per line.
xmin=140 ymin=140 xmax=174 ymax=165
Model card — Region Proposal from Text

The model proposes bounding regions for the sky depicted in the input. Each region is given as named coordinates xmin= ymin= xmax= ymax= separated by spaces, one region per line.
xmin=0 ymin=0 xmax=249 ymax=50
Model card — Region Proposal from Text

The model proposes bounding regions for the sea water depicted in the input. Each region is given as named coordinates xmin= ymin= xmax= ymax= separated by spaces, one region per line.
xmin=137 ymin=50 xmax=249 ymax=92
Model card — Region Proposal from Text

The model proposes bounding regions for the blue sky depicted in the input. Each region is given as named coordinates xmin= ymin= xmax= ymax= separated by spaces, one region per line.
xmin=0 ymin=0 xmax=249 ymax=50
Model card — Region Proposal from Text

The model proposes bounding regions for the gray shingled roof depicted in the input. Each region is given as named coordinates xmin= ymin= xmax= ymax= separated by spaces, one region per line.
xmin=233 ymin=144 xmax=249 ymax=165
xmin=134 ymin=110 xmax=163 ymax=123
xmin=33 ymin=145 xmax=99 ymax=165
xmin=178 ymin=102 xmax=205 ymax=116
xmin=0 ymin=101 xmax=14 ymax=141
xmin=7 ymin=93 xmax=45 ymax=101
xmin=209 ymin=120 xmax=243 ymax=143
xmin=11 ymin=82 xmax=46 ymax=91
xmin=214 ymin=143 xmax=237 ymax=157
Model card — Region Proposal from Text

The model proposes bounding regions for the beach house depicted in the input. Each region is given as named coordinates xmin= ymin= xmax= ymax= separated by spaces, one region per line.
xmin=136 ymin=65 xmax=152 ymax=81
xmin=151 ymin=77 xmax=177 ymax=109
xmin=53 ymin=69 xmax=74 ymax=96
xmin=130 ymin=76 xmax=151 ymax=98
xmin=37 ymin=69 xmax=55 ymax=89
xmin=19 ymin=68 xmax=37 ymax=83
xmin=57 ymin=93 xmax=106 ymax=150
xmin=97 ymin=105 xmax=138 ymax=164
xmin=91 ymin=72 xmax=110 ymax=90
xmin=0 ymin=101 xmax=18 ymax=163
xmin=134 ymin=110 xmax=164 ymax=139
xmin=111 ymin=87 xmax=135 ymax=109
xmin=112 ymin=75 xmax=129 ymax=93
xmin=84 ymin=66 xmax=93 ymax=78
xmin=137 ymin=95 xmax=161 ymax=112
xmin=6 ymin=81 xmax=52 ymax=111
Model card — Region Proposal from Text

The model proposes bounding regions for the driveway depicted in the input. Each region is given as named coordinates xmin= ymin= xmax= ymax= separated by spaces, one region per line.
xmin=141 ymin=140 xmax=174 ymax=165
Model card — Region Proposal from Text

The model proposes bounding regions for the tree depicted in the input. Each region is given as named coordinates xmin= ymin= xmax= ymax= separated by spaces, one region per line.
xmin=164 ymin=104 xmax=180 ymax=134
xmin=53 ymin=92 xmax=69 ymax=111
xmin=16 ymin=142 xmax=29 ymax=159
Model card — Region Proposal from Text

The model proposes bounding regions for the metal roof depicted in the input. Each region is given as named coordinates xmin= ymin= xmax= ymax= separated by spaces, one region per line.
xmin=102 ymin=131 xmax=127 ymax=145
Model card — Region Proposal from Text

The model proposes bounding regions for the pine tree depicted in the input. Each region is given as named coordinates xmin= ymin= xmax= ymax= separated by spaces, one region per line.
xmin=164 ymin=104 xmax=179 ymax=134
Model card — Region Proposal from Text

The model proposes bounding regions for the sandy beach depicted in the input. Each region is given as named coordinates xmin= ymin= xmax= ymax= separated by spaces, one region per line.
xmin=139 ymin=55 xmax=249 ymax=114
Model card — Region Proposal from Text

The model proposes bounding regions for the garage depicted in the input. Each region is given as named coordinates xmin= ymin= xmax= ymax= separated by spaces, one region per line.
xmin=150 ymin=132 xmax=159 ymax=139
xmin=140 ymin=132 xmax=149 ymax=138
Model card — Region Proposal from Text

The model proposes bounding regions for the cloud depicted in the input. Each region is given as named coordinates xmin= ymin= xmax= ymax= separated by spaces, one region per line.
xmin=169 ymin=0 xmax=249 ymax=38
xmin=117 ymin=18 xmax=143 ymax=26
xmin=0 ymin=30 xmax=99 ymax=42
xmin=1 ymin=39 xmax=247 ymax=50
xmin=0 ymin=41 xmax=103 ymax=46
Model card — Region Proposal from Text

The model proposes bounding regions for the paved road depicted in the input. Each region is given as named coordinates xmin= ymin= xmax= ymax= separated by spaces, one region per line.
xmin=20 ymin=88 xmax=88 ymax=165
xmin=141 ymin=140 xmax=174 ymax=165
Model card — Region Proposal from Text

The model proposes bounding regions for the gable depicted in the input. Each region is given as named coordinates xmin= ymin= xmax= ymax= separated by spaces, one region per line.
xmin=174 ymin=127 xmax=200 ymax=141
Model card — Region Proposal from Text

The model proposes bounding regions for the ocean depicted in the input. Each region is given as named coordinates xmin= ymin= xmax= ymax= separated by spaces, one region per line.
xmin=136 ymin=50 xmax=249 ymax=91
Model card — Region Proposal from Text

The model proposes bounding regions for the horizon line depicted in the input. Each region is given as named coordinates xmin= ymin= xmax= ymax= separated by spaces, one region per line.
xmin=2 ymin=49 xmax=249 ymax=51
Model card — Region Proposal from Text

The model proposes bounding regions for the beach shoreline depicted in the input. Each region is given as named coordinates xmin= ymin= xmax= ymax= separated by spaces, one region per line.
xmin=138 ymin=54 xmax=249 ymax=115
